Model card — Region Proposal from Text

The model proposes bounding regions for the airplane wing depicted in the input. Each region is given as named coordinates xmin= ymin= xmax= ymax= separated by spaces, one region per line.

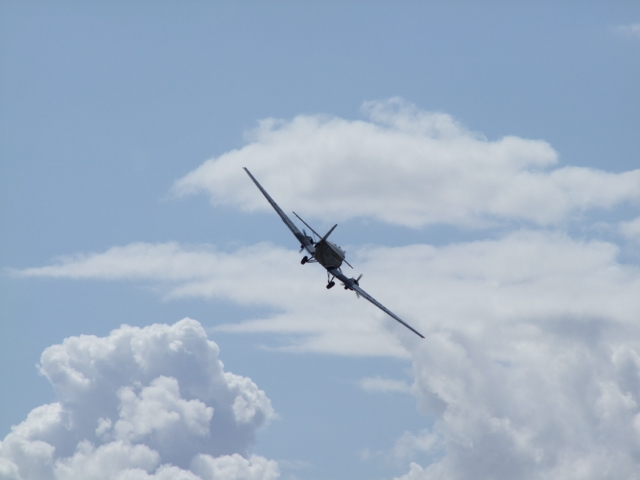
xmin=329 ymin=267 xmax=425 ymax=338
xmin=243 ymin=167 xmax=315 ymax=255
xmin=244 ymin=167 xmax=423 ymax=339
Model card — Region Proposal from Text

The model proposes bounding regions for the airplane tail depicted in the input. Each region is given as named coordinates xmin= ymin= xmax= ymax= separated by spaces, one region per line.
xmin=319 ymin=224 xmax=338 ymax=243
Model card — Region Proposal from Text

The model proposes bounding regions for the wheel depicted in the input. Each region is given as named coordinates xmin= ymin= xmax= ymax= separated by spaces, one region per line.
xmin=301 ymin=256 xmax=308 ymax=265
xmin=326 ymin=281 xmax=335 ymax=289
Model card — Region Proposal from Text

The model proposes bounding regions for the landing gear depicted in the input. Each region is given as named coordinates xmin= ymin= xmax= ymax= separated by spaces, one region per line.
xmin=301 ymin=256 xmax=309 ymax=265
xmin=326 ymin=272 xmax=336 ymax=289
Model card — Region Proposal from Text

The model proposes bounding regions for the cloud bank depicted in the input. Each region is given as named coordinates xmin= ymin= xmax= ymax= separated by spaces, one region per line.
xmin=14 ymin=231 xmax=640 ymax=358
xmin=0 ymin=319 xmax=279 ymax=480
xmin=400 ymin=315 xmax=640 ymax=479
xmin=10 ymin=100 xmax=640 ymax=478
xmin=173 ymin=98 xmax=640 ymax=228
xmin=14 ymin=231 xmax=640 ymax=479
xmin=13 ymin=242 xmax=413 ymax=357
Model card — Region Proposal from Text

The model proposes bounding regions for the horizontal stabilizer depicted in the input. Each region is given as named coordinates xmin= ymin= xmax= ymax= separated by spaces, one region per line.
xmin=293 ymin=212 xmax=322 ymax=240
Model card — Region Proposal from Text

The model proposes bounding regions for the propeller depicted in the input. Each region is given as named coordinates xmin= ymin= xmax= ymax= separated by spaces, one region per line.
xmin=353 ymin=274 xmax=363 ymax=298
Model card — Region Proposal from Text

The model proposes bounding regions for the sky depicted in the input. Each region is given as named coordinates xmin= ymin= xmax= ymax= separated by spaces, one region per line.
xmin=1 ymin=2 xmax=640 ymax=479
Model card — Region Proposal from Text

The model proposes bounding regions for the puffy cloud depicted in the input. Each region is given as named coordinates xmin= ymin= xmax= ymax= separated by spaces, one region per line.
xmin=0 ymin=319 xmax=278 ymax=480
xmin=362 ymin=231 xmax=639 ymax=477
xmin=340 ymin=232 xmax=640 ymax=478
xmin=191 ymin=454 xmax=280 ymax=480
xmin=356 ymin=231 xmax=639 ymax=478
xmin=399 ymin=323 xmax=640 ymax=479
xmin=172 ymin=99 xmax=640 ymax=228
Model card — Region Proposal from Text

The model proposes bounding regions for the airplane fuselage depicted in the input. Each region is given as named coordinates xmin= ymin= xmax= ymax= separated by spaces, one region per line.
xmin=313 ymin=240 xmax=346 ymax=269
xmin=242 ymin=166 xmax=424 ymax=338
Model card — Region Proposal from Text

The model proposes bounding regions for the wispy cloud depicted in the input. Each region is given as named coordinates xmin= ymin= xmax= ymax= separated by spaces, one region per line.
xmin=359 ymin=376 xmax=412 ymax=394
xmin=11 ymin=241 xmax=411 ymax=357
xmin=620 ymin=216 xmax=640 ymax=241
xmin=616 ymin=23 xmax=640 ymax=39
xmin=12 ymin=230 xmax=640 ymax=359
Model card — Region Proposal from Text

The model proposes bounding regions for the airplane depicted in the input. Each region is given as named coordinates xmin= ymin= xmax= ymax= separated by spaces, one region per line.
xmin=243 ymin=167 xmax=424 ymax=338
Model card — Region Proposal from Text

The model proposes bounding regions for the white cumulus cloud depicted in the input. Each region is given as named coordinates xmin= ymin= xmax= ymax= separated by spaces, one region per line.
xmin=398 ymin=324 xmax=640 ymax=479
xmin=0 ymin=319 xmax=278 ymax=480
xmin=172 ymin=98 xmax=640 ymax=228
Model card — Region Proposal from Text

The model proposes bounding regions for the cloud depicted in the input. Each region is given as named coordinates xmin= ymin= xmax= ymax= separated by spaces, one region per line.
xmin=616 ymin=23 xmax=640 ymax=39
xmin=359 ymin=376 xmax=412 ymax=394
xmin=13 ymin=230 xmax=640 ymax=478
xmin=12 ymin=242 xmax=310 ymax=307
xmin=343 ymin=231 xmax=639 ymax=478
xmin=14 ymin=230 xmax=640 ymax=357
xmin=620 ymin=216 xmax=640 ymax=241
xmin=12 ymin=242 xmax=412 ymax=358
xmin=391 ymin=430 xmax=439 ymax=463
xmin=11 ymin=222 xmax=640 ymax=479
xmin=191 ymin=454 xmax=279 ymax=480
xmin=399 ymin=319 xmax=640 ymax=479
xmin=172 ymin=98 xmax=640 ymax=228
xmin=0 ymin=319 xmax=279 ymax=480
xmin=10 ymin=99 xmax=640 ymax=478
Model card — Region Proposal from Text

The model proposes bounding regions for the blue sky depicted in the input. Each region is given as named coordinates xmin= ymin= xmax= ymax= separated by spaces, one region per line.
xmin=2 ymin=3 xmax=640 ymax=479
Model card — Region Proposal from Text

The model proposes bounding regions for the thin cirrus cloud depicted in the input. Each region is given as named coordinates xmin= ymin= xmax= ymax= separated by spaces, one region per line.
xmin=616 ymin=23 xmax=640 ymax=38
xmin=0 ymin=319 xmax=279 ymax=480
xmin=172 ymin=98 xmax=640 ymax=228
xmin=359 ymin=376 xmax=412 ymax=394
